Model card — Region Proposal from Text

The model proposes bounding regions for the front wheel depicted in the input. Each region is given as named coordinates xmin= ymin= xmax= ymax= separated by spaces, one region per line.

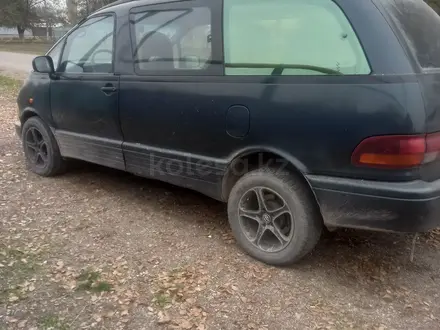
xmin=21 ymin=116 xmax=66 ymax=177
xmin=227 ymin=167 xmax=322 ymax=266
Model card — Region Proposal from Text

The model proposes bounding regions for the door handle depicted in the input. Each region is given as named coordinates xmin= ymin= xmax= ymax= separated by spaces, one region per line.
xmin=101 ymin=86 xmax=117 ymax=95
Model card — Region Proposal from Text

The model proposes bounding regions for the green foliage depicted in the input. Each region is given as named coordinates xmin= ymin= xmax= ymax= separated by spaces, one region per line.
xmin=0 ymin=0 xmax=39 ymax=30
xmin=76 ymin=0 xmax=116 ymax=20
xmin=38 ymin=315 xmax=70 ymax=330
xmin=0 ymin=0 xmax=66 ymax=38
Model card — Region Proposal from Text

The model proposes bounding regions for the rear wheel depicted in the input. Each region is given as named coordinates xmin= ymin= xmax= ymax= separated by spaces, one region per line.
xmin=227 ymin=167 xmax=322 ymax=266
xmin=22 ymin=117 xmax=65 ymax=177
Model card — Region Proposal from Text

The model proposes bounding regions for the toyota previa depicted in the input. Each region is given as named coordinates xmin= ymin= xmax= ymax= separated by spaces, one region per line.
xmin=15 ymin=0 xmax=440 ymax=265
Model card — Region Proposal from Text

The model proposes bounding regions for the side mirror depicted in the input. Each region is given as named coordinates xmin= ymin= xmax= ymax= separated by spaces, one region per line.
xmin=32 ymin=56 xmax=55 ymax=74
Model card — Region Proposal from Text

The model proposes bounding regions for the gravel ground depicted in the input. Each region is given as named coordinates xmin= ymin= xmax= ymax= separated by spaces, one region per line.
xmin=1 ymin=74 xmax=440 ymax=330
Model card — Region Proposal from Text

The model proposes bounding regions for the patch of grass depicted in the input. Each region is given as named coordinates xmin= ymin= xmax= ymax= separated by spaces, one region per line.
xmin=154 ymin=293 xmax=172 ymax=308
xmin=0 ymin=286 xmax=25 ymax=304
xmin=0 ymin=75 xmax=21 ymax=92
xmin=75 ymin=269 xmax=112 ymax=292
xmin=38 ymin=315 xmax=70 ymax=330
xmin=92 ymin=281 xmax=112 ymax=292
xmin=0 ymin=248 xmax=40 ymax=275
xmin=0 ymin=42 xmax=52 ymax=55
xmin=0 ymin=247 xmax=40 ymax=303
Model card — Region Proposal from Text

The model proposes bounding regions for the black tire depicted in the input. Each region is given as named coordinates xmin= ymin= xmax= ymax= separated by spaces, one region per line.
xmin=21 ymin=116 xmax=66 ymax=177
xmin=227 ymin=167 xmax=322 ymax=266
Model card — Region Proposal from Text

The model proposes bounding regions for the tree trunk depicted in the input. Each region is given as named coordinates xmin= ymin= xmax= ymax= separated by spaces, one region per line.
xmin=17 ymin=26 xmax=25 ymax=40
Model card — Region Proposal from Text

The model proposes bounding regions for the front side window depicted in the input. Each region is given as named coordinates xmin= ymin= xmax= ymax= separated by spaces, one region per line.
xmin=47 ymin=40 xmax=63 ymax=71
xmin=223 ymin=0 xmax=370 ymax=76
xmin=130 ymin=7 xmax=212 ymax=72
xmin=60 ymin=15 xmax=114 ymax=73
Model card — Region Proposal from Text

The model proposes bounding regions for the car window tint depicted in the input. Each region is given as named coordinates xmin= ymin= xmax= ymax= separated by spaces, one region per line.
xmin=377 ymin=0 xmax=440 ymax=69
xmin=131 ymin=8 xmax=212 ymax=72
xmin=223 ymin=0 xmax=370 ymax=76
xmin=60 ymin=15 xmax=114 ymax=74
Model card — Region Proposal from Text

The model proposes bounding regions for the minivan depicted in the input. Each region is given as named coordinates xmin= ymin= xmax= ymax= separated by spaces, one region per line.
xmin=15 ymin=0 xmax=440 ymax=265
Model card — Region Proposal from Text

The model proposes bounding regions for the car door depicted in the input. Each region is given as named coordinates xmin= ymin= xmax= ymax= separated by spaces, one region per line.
xmin=119 ymin=0 xmax=228 ymax=198
xmin=50 ymin=14 xmax=125 ymax=170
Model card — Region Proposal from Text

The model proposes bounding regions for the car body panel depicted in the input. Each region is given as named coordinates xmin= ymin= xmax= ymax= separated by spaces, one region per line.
xmin=17 ymin=73 xmax=53 ymax=126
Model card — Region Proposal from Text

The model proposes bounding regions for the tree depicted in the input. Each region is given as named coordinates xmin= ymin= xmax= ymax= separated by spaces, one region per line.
xmin=35 ymin=2 xmax=67 ymax=36
xmin=77 ymin=0 xmax=114 ymax=18
xmin=0 ymin=0 xmax=66 ymax=38
xmin=0 ymin=0 xmax=42 ymax=38
xmin=66 ymin=0 xmax=78 ymax=24
xmin=65 ymin=0 xmax=115 ymax=23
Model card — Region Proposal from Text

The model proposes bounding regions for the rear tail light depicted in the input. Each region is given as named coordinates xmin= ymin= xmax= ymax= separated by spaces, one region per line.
xmin=352 ymin=133 xmax=440 ymax=169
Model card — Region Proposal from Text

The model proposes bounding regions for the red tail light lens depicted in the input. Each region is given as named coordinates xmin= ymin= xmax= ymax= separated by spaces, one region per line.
xmin=352 ymin=135 xmax=426 ymax=168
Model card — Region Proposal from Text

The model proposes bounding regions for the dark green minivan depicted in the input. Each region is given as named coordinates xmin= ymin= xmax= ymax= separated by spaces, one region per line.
xmin=15 ymin=0 xmax=440 ymax=265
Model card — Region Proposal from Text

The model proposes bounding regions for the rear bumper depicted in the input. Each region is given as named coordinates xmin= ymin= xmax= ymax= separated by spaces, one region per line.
xmin=306 ymin=175 xmax=440 ymax=232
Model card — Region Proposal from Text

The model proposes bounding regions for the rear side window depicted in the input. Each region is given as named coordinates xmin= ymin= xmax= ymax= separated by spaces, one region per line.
xmin=130 ymin=8 xmax=212 ymax=73
xmin=223 ymin=0 xmax=370 ymax=76
xmin=377 ymin=0 xmax=440 ymax=69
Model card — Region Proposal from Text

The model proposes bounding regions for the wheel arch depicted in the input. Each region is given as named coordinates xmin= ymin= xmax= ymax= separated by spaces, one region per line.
xmin=20 ymin=107 xmax=41 ymax=125
xmin=221 ymin=147 xmax=317 ymax=203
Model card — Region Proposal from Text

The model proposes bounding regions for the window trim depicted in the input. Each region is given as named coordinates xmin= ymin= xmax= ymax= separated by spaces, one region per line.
xmin=129 ymin=0 xmax=223 ymax=76
xmin=222 ymin=0 xmax=372 ymax=77
xmin=58 ymin=12 xmax=117 ymax=76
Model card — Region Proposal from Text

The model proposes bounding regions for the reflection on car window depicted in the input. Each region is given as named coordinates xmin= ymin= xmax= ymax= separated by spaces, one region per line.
xmin=223 ymin=0 xmax=370 ymax=76
xmin=60 ymin=15 xmax=114 ymax=73
xmin=131 ymin=8 xmax=212 ymax=72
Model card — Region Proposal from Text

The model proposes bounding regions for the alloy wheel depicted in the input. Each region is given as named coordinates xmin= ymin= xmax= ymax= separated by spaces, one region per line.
xmin=238 ymin=186 xmax=294 ymax=253
xmin=24 ymin=127 xmax=49 ymax=168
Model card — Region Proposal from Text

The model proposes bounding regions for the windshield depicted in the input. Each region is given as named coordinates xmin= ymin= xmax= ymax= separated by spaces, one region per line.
xmin=377 ymin=0 xmax=440 ymax=69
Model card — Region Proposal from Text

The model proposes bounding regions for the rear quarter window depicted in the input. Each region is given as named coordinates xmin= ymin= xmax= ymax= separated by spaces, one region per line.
xmin=223 ymin=0 xmax=371 ymax=76
xmin=377 ymin=0 xmax=440 ymax=69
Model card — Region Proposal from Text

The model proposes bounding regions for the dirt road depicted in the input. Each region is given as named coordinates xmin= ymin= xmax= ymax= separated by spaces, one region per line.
xmin=1 ymin=75 xmax=439 ymax=330
xmin=0 ymin=52 xmax=34 ymax=78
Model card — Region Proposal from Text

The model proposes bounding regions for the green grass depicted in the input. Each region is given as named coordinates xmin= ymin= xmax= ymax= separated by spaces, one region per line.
xmin=154 ymin=293 xmax=172 ymax=308
xmin=0 ymin=247 xmax=40 ymax=304
xmin=38 ymin=315 xmax=70 ymax=330
xmin=0 ymin=42 xmax=52 ymax=55
xmin=75 ymin=269 xmax=112 ymax=293
xmin=0 ymin=75 xmax=21 ymax=92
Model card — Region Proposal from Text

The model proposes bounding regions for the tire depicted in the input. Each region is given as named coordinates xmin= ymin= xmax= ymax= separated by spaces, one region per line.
xmin=227 ymin=167 xmax=322 ymax=266
xmin=21 ymin=116 xmax=66 ymax=177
